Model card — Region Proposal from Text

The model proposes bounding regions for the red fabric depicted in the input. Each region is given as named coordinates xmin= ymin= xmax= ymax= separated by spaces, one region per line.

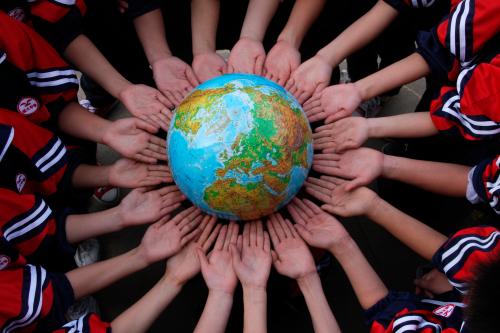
xmin=30 ymin=0 xmax=87 ymax=24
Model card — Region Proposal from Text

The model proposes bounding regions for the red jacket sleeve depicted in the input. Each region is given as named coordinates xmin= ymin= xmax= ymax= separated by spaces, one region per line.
xmin=433 ymin=226 xmax=500 ymax=294
xmin=54 ymin=314 xmax=111 ymax=333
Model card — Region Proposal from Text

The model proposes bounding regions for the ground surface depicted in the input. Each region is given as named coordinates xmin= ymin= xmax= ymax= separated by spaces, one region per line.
xmin=85 ymin=74 xmax=464 ymax=333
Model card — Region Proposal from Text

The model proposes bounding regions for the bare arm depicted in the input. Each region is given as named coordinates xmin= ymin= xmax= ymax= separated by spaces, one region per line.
xmin=63 ymin=35 xmax=131 ymax=99
xmin=382 ymin=155 xmax=470 ymax=197
xmin=191 ymin=0 xmax=220 ymax=56
xmin=57 ymin=101 xmax=109 ymax=143
xmin=356 ymin=52 xmax=431 ymax=101
xmin=367 ymin=112 xmax=439 ymax=138
xmin=279 ymin=0 xmax=325 ymax=48
xmin=133 ymin=9 xmax=172 ymax=65
xmin=242 ymin=288 xmax=267 ymax=333
xmin=317 ymin=1 xmax=398 ymax=67
xmin=65 ymin=207 xmax=122 ymax=244
xmin=194 ymin=290 xmax=233 ymax=333
xmin=367 ymin=197 xmax=448 ymax=260
xmin=240 ymin=0 xmax=281 ymax=41
xmin=298 ymin=272 xmax=342 ymax=333
xmin=111 ymin=272 xmax=184 ymax=333
xmin=70 ymin=164 xmax=111 ymax=188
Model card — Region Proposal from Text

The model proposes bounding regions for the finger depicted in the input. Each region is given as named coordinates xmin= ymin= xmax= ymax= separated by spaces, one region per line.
xmin=157 ymin=185 xmax=179 ymax=195
xmin=155 ymin=112 xmax=171 ymax=132
xmin=171 ymin=206 xmax=197 ymax=224
xmin=297 ymin=90 xmax=311 ymax=105
xmin=178 ymin=214 xmax=203 ymax=233
xmin=256 ymin=220 xmax=264 ymax=248
xmin=223 ymin=222 xmax=235 ymax=251
xmin=149 ymin=135 xmax=167 ymax=148
xmin=173 ymin=90 xmax=184 ymax=105
xmin=197 ymin=216 xmax=214 ymax=243
xmin=164 ymin=91 xmax=178 ymax=107
xmin=294 ymin=224 xmax=313 ymax=243
xmin=325 ymin=110 xmax=351 ymax=124
xmin=159 ymin=203 xmax=182 ymax=215
xmin=320 ymin=175 xmax=347 ymax=186
xmin=134 ymin=118 xmax=159 ymax=134
xmin=305 ymin=187 xmax=332 ymax=204
xmin=292 ymin=197 xmax=315 ymax=218
xmin=134 ymin=153 xmax=157 ymax=164
xmin=230 ymin=243 xmax=242 ymax=267
xmin=288 ymin=200 xmax=309 ymax=221
xmin=139 ymin=115 xmax=160 ymax=131
xmin=306 ymin=177 xmax=336 ymax=190
xmin=313 ymin=153 xmax=341 ymax=162
xmin=287 ymin=203 xmax=307 ymax=226
xmin=250 ymin=221 xmax=257 ymax=246
xmin=203 ymin=222 xmax=222 ymax=251
xmin=254 ymin=55 xmax=265 ymax=76
xmin=243 ymin=222 xmax=250 ymax=247
xmin=214 ymin=225 xmax=227 ymax=250
xmin=270 ymin=214 xmax=286 ymax=240
xmin=274 ymin=213 xmax=290 ymax=239
xmin=312 ymin=165 xmax=344 ymax=178
xmin=303 ymin=95 xmax=321 ymax=109
xmin=321 ymin=204 xmax=340 ymax=215
xmin=263 ymin=231 xmax=271 ymax=252
xmin=345 ymin=178 xmax=367 ymax=191
xmin=229 ymin=222 xmax=239 ymax=246
xmin=266 ymin=218 xmax=280 ymax=245
xmin=304 ymin=182 xmax=331 ymax=195
xmin=186 ymin=67 xmax=200 ymax=87
xmin=303 ymin=199 xmax=324 ymax=214
xmin=143 ymin=148 xmax=168 ymax=162
xmin=156 ymin=91 xmax=174 ymax=109
xmin=196 ymin=247 xmax=210 ymax=271
xmin=271 ymin=250 xmax=279 ymax=264
xmin=181 ymin=227 xmax=202 ymax=246
xmin=284 ymin=78 xmax=294 ymax=91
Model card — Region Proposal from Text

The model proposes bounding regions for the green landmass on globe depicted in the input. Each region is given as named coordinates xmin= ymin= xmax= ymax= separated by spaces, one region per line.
xmin=167 ymin=74 xmax=313 ymax=220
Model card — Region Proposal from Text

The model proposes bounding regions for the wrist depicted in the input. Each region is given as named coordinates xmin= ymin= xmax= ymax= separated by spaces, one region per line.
xmin=208 ymin=288 xmax=234 ymax=300
xmin=243 ymin=286 xmax=267 ymax=304
xmin=365 ymin=195 xmax=386 ymax=222
xmin=381 ymin=154 xmax=399 ymax=179
xmin=127 ymin=247 xmax=150 ymax=271
xmin=150 ymin=54 xmax=174 ymax=70
xmin=277 ymin=30 xmax=300 ymax=49
xmin=161 ymin=270 xmax=185 ymax=289
xmin=297 ymin=271 xmax=321 ymax=291
xmin=353 ymin=79 xmax=369 ymax=102
xmin=313 ymin=52 xmax=335 ymax=69
xmin=327 ymin=235 xmax=356 ymax=257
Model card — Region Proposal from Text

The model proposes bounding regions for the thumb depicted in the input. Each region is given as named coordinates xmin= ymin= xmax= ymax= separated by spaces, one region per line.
xmin=254 ymin=55 xmax=265 ymax=76
xmin=345 ymin=178 xmax=366 ymax=192
xmin=134 ymin=117 xmax=159 ymax=134
xmin=196 ymin=247 xmax=209 ymax=269
xmin=271 ymin=250 xmax=279 ymax=264
xmin=321 ymin=204 xmax=340 ymax=216
xmin=294 ymin=224 xmax=312 ymax=243
xmin=230 ymin=244 xmax=242 ymax=268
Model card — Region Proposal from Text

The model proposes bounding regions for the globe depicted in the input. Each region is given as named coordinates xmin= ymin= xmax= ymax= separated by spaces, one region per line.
xmin=167 ymin=74 xmax=313 ymax=220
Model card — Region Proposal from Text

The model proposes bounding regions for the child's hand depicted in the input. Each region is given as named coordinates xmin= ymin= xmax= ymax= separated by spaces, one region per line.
xmin=226 ymin=37 xmax=266 ymax=75
xmin=119 ymin=84 xmax=173 ymax=131
xmin=414 ymin=269 xmax=453 ymax=298
xmin=166 ymin=215 xmax=221 ymax=285
xmin=138 ymin=208 xmax=204 ymax=265
xmin=304 ymin=176 xmax=378 ymax=217
xmin=286 ymin=54 xmax=332 ymax=105
xmin=264 ymin=40 xmax=301 ymax=86
xmin=313 ymin=148 xmax=384 ymax=191
xmin=313 ymin=117 xmax=369 ymax=153
xmin=152 ymin=56 xmax=200 ymax=107
xmin=192 ymin=52 xmax=227 ymax=83
xmin=287 ymin=198 xmax=350 ymax=251
xmin=305 ymin=83 xmax=362 ymax=123
xmin=197 ymin=222 xmax=239 ymax=294
xmin=267 ymin=213 xmax=316 ymax=280
xmin=102 ymin=117 xmax=167 ymax=164
xmin=109 ymin=158 xmax=172 ymax=188
xmin=231 ymin=221 xmax=272 ymax=290
xmin=119 ymin=186 xmax=186 ymax=227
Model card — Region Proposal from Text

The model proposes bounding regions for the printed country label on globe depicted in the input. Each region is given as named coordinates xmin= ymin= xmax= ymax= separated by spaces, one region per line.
xmin=167 ymin=74 xmax=313 ymax=220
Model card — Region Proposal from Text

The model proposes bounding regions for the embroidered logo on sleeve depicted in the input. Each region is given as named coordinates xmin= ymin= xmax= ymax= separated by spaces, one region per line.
xmin=16 ymin=173 xmax=27 ymax=193
xmin=8 ymin=7 xmax=26 ymax=21
xmin=0 ymin=255 xmax=10 ymax=270
xmin=433 ymin=304 xmax=456 ymax=318
xmin=17 ymin=97 xmax=39 ymax=116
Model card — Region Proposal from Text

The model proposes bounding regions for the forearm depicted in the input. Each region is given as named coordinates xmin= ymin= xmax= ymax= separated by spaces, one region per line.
xmin=65 ymin=207 xmax=123 ymax=244
xmin=242 ymin=287 xmax=267 ymax=333
xmin=278 ymin=0 xmax=325 ymax=48
xmin=64 ymin=35 xmax=131 ymax=98
xmin=367 ymin=112 xmax=439 ymax=139
xmin=71 ymin=164 xmax=111 ymax=188
xmin=57 ymin=102 xmax=110 ymax=143
xmin=240 ymin=0 xmax=281 ymax=41
xmin=383 ymin=156 xmax=470 ymax=197
xmin=317 ymin=1 xmax=398 ymax=67
xmin=134 ymin=9 xmax=172 ymax=65
xmin=111 ymin=273 xmax=184 ymax=333
xmin=194 ymin=290 xmax=233 ymax=333
xmin=367 ymin=197 xmax=448 ymax=260
xmin=329 ymin=237 xmax=389 ymax=310
xmin=66 ymin=247 xmax=147 ymax=299
xmin=297 ymin=273 xmax=341 ymax=333
xmin=191 ymin=0 xmax=220 ymax=55
xmin=355 ymin=52 xmax=431 ymax=101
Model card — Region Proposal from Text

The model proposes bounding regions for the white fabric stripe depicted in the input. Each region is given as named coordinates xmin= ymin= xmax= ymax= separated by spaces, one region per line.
xmin=40 ymin=145 xmax=66 ymax=173
xmin=487 ymin=177 xmax=500 ymax=191
xmin=0 ymin=127 xmax=14 ymax=162
xmin=421 ymin=299 xmax=465 ymax=307
xmin=443 ymin=232 xmax=500 ymax=273
xmin=393 ymin=315 xmax=441 ymax=333
xmin=29 ymin=77 xmax=79 ymax=88
xmin=35 ymin=139 xmax=61 ymax=168
xmin=442 ymin=100 xmax=500 ymax=135
xmin=491 ymin=197 xmax=499 ymax=213
xmin=412 ymin=0 xmax=419 ymax=7
xmin=5 ymin=204 xmax=52 ymax=242
xmin=442 ymin=231 xmax=500 ymax=260
xmin=53 ymin=0 xmax=76 ymax=5
xmin=4 ymin=200 xmax=46 ymax=236
xmin=78 ymin=316 xmax=84 ymax=332
xmin=456 ymin=64 xmax=476 ymax=95
xmin=449 ymin=1 xmax=463 ymax=56
xmin=459 ymin=0 xmax=471 ymax=62
xmin=0 ymin=53 xmax=6 ymax=65
xmin=27 ymin=69 xmax=76 ymax=80
xmin=3 ymin=265 xmax=42 ymax=333
xmin=21 ymin=268 xmax=46 ymax=330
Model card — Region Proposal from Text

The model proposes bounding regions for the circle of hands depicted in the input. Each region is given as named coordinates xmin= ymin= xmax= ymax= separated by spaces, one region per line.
xmin=100 ymin=32 xmax=411 ymax=293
